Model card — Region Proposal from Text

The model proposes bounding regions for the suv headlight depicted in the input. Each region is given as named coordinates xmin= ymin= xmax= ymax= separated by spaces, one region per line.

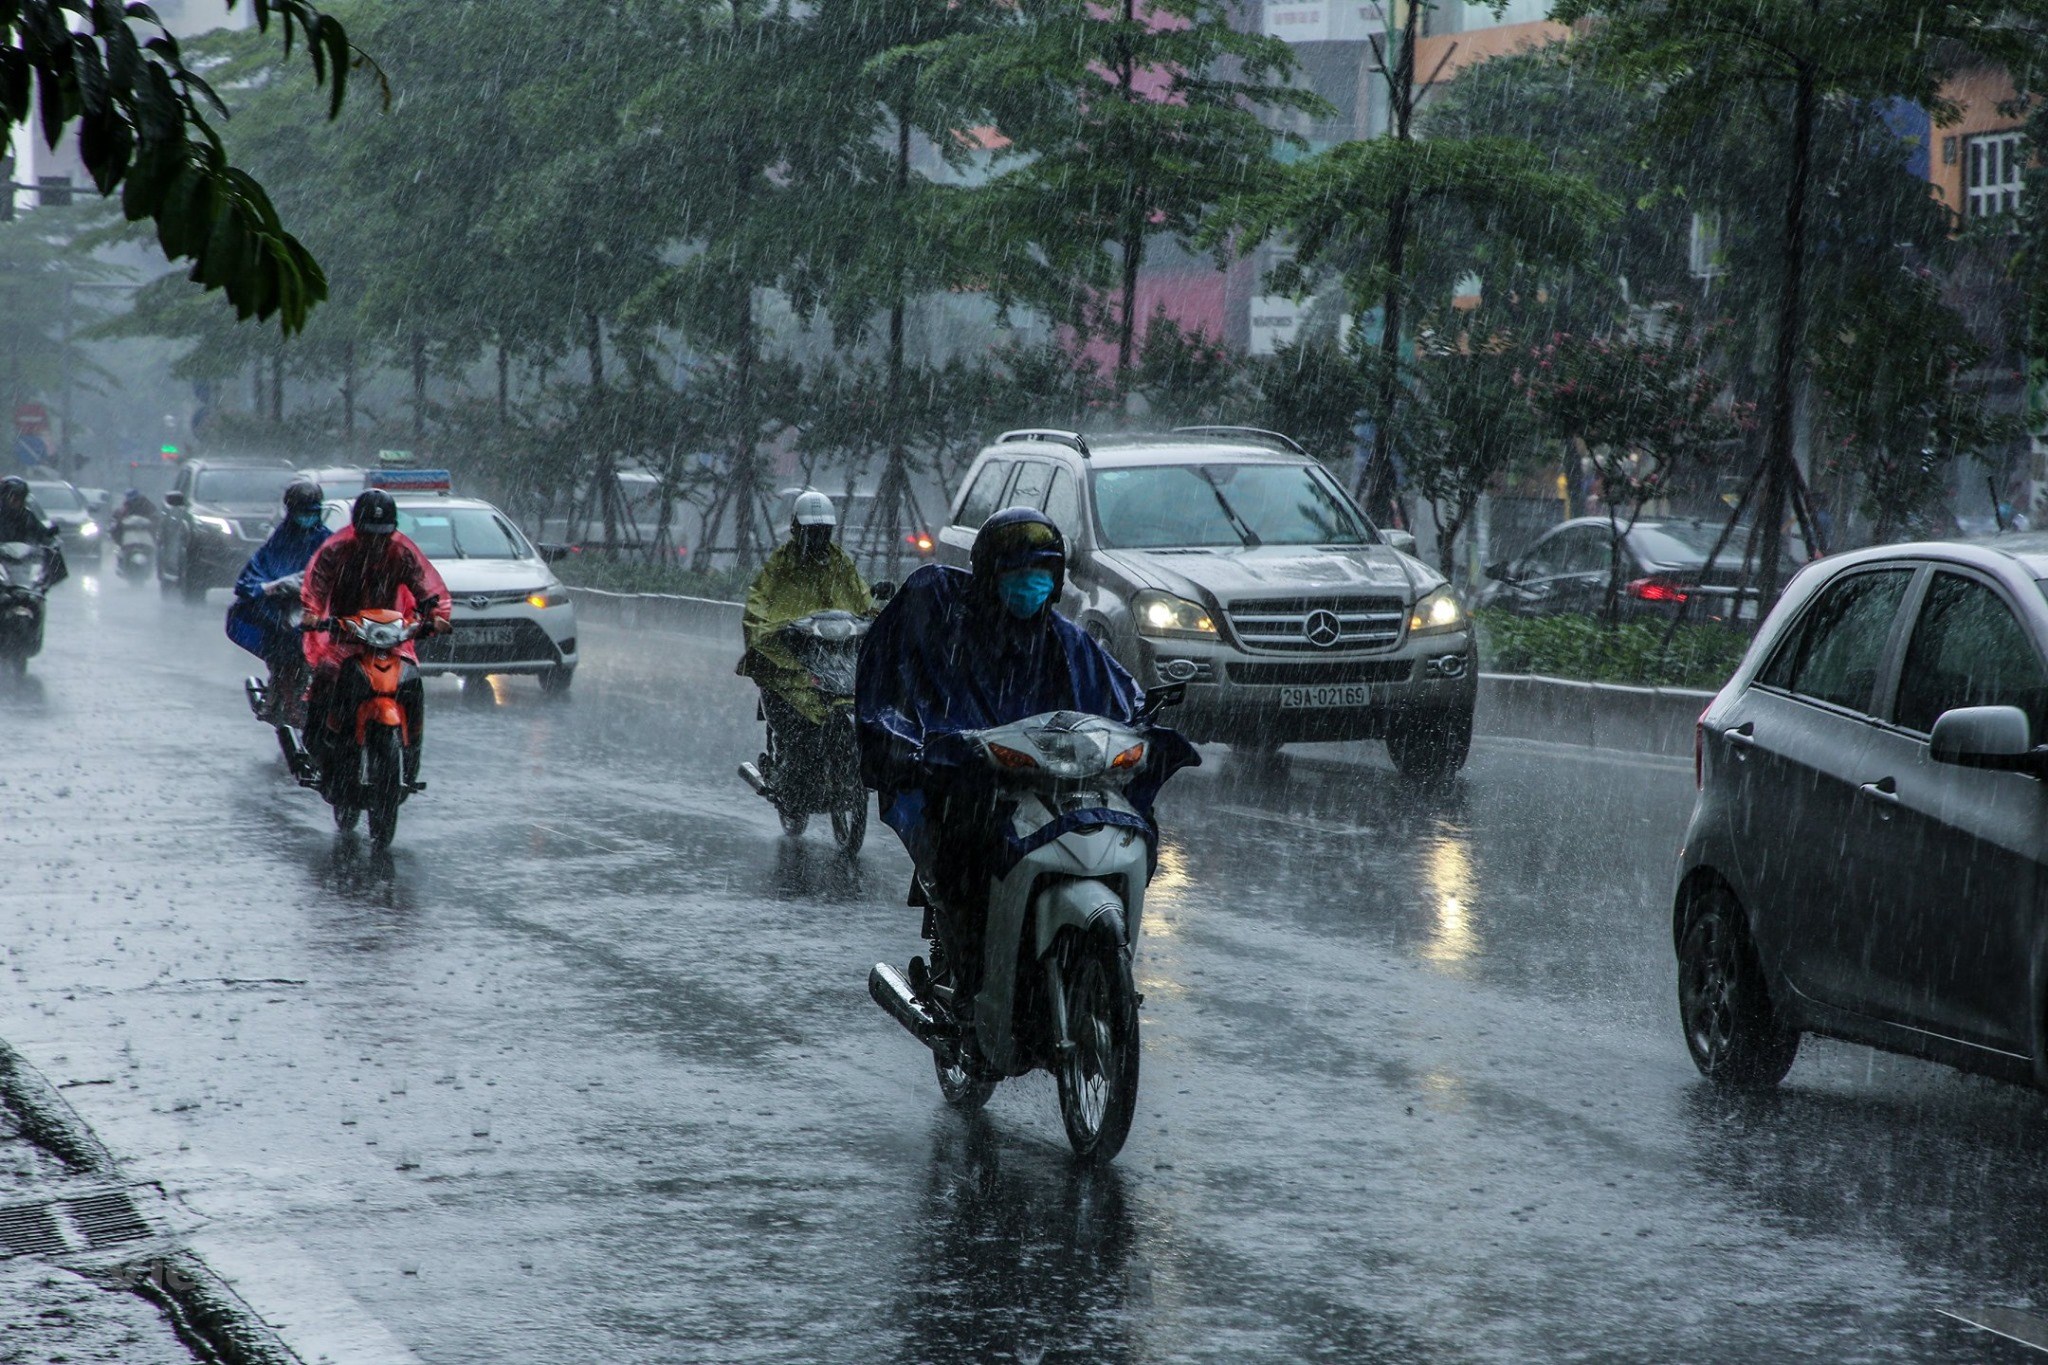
xmin=196 ymin=514 xmax=236 ymax=536
xmin=1133 ymin=590 xmax=1216 ymax=640
xmin=1408 ymin=587 xmax=1466 ymax=637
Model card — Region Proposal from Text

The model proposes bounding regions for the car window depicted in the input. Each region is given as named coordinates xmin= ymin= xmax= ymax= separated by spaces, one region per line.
xmin=1559 ymin=528 xmax=1613 ymax=575
xmin=1008 ymin=461 xmax=1053 ymax=511
xmin=195 ymin=467 xmax=297 ymax=505
xmin=1089 ymin=463 xmax=1371 ymax=549
xmin=1892 ymin=572 xmax=2048 ymax=737
xmin=397 ymin=507 xmax=532 ymax=560
xmin=954 ymin=460 xmax=1013 ymax=530
xmin=1043 ymin=466 xmax=1081 ymax=540
xmin=1518 ymin=532 xmax=1566 ymax=577
xmin=1758 ymin=568 xmax=1913 ymax=712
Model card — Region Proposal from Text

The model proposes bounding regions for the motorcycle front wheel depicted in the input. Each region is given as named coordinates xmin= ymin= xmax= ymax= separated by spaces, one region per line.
xmin=365 ymin=726 xmax=404 ymax=848
xmin=1056 ymin=925 xmax=1140 ymax=1162
xmin=830 ymin=801 xmax=866 ymax=855
xmin=778 ymin=809 xmax=808 ymax=838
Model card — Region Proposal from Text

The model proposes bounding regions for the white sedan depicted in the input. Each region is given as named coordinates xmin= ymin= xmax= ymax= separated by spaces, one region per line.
xmin=322 ymin=487 xmax=579 ymax=695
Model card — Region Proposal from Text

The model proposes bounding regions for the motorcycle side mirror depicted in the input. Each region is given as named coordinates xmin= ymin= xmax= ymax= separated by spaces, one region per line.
xmin=1138 ymin=682 xmax=1186 ymax=719
xmin=870 ymin=579 xmax=897 ymax=604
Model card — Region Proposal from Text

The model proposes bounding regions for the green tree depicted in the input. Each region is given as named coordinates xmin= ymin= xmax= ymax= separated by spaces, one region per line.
xmin=5 ymin=0 xmax=366 ymax=330
xmin=1552 ymin=0 xmax=2048 ymax=601
xmin=897 ymin=0 xmax=1325 ymax=398
xmin=1401 ymin=314 xmax=1545 ymax=580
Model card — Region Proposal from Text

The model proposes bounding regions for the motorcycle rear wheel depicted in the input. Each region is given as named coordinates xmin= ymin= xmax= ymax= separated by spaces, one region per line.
xmin=831 ymin=801 xmax=866 ymax=855
xmin=934 ymin=1047 xmax=994 ymax=1112
xmin=333 ymin=801 xmax=361 ymax=833
xmin=1056 ymin=926 xmax=1140 ymax=1162
xmin=365 ymin=727 xmax=404 ymax=848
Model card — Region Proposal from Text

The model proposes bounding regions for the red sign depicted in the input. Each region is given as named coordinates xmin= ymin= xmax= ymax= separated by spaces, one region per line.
xmin=13 ymin=403 xmax=48 ymax=435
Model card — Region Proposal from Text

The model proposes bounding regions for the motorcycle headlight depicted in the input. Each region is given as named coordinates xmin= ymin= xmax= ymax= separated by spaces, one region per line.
xmin=78 ymin=521 xmax=99 ymax=538
xmin=1133 ymin=590 xmax=1216 ymax=640
xmin=196 ymin=515 xmax=236 ymax=537
xmin=1408 ymin=587 xmax=1467 ymax=637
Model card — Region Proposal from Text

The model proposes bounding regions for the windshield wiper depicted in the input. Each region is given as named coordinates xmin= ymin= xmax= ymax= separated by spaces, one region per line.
xmin=1198 ymin=469 xmax=1261 ymax=548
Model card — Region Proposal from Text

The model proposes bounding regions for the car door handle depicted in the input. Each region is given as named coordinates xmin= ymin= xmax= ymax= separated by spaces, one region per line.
xmin=1723 ymin=722 xmax=1756 ymax=750
xmin=1857 ymin=776 xmax=1902 ymax=809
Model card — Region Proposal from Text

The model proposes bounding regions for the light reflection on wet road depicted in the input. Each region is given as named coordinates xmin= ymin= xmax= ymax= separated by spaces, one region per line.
xmin=3 ymin=574 xmax=2045 ymax=1361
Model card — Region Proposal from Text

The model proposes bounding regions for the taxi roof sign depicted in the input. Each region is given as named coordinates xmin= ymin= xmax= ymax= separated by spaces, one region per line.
xmin=376 ymin=449 xmax=416 ymax=465
xmin=365 ymin=468 xmax=452 ymax=493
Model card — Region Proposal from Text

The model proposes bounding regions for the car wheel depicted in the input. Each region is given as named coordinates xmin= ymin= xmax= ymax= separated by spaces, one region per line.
xmin=1386 ymin=706 xmax=1473 ymax=780
xmin=539 ymin=664 xmax=575 ymax=698
xmin=1677 ymin=889 xmax=1798 ymax=1089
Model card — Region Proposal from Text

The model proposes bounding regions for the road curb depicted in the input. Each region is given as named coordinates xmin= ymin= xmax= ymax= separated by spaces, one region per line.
xmin=0 ymin=1039 xmax=302 ymax=1365
xmin=568 ymin=586 xmax=1717 ymax=758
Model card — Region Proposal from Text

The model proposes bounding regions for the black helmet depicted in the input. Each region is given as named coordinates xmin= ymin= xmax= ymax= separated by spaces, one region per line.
xmin=972 ymin=506 xmax=1066 ymax=601
xmin=0 ymin=476 xmax=25 ymax=508
xmin=283 ymin=479 xmax=324 ymax=514
xmin=351 ymin=488 xmax=399 ymax=535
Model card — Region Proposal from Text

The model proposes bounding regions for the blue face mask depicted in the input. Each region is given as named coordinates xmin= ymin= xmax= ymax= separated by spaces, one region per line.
xmin=292 ymin=511 xmax=323 ymax=530
xmin=996 ymin=568 xmax=1055 ymax=620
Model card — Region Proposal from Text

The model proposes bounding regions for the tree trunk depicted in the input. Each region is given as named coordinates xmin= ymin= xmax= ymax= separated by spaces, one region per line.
xmin=1112 ymin=0 xmax=1142 ymax=405
xmin=585 ymin=311 xmax=604 ymax=390
xmin=880 ymin=102 xmax=914 ymax=577
xmin=1361 ymin=0 xmax=1422 ymax=528
xmin=410 ymin=329 xmax=427 ymax=439
xmin=497 ymin=344 xmax=511 ymax=425
xmin=731 ymin=286 xmax=763 ymax=571
xmin=341 ymin=339 xmax=356 ymax=438
xmin=269 ymin=348 xmax=284 ymax=424
xmin=1755 ymin=62 xmax=1815 ymax=611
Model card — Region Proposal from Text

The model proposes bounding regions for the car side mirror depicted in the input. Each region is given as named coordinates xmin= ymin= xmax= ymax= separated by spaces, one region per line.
xmin=162 ymin=491 xmax=187 ymax=508
xmin=1484 ymin=560 xmax=1512 ymax=582
xmin=870 ymin=579 xmax=897 ymax=604
xmin=1383 ymin=529 xmax=1417 ymax=556
xmin=83 ymin=489 xmax=110 ymax=512
xmin=1929 ymin=705 xmax=2041 ymax=772
xmin=536 ymin=541 xmax=571 ymax=564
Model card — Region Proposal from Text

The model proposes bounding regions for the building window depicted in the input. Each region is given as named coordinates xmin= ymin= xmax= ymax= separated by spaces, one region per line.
xmin=1688 ymin=210 xmax=1724 ymax=279
xmin=1965 ymin=130 xmax=2024 ymax=219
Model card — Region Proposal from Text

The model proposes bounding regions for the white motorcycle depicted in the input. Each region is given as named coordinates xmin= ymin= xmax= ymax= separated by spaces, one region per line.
xmin=868 ymin=686 xmax=1192 ymax=1161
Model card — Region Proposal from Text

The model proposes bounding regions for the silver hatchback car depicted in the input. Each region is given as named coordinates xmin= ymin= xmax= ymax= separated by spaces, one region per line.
xmin=1678 ymin=536 xmax=2048 ymax=1092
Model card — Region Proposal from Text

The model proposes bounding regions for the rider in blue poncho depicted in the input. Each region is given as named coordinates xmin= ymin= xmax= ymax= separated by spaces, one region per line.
xmin=856 ymin=507 xmax=1196 ymax=992
xmin=225 ymin=479 xmax=330 ymax=721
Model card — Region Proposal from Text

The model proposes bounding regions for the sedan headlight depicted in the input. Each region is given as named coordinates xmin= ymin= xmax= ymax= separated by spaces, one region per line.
xmin=78 ymin=520 xmax=99 ymax=539
xmin=1133 ymin=590 xmax=1216 ymax=640
xmin=526 ymin=587 xmax=567 ymax=610
xmin=195 ymin=515 xmax=236 ymax=536
xmin=1408 ymin=587 xmax=1466 ymax=637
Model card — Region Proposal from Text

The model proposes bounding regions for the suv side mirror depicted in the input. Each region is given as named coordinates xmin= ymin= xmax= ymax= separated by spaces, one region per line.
xmin=1383 ymin=529 xmax=1417 ymax=556
xmin=1929 ymin=705 xmax=2041 ymax=772
xmin=162 ymin=490 xmax=186 ymax=508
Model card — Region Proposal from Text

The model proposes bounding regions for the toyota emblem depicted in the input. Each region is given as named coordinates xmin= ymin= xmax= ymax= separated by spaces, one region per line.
xmin=468 ymin=594 xmax=490 ymax=611
xmin=1304 ymin=609 xmax=1341 ymax=648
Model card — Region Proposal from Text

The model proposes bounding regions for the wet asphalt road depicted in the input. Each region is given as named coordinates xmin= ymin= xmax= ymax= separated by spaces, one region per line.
xmin=5 ymin=570 xmax=2048 ymax=1362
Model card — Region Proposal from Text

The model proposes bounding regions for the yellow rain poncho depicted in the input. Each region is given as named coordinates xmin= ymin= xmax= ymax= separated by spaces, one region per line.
xmin=736 ymin=538 xmax=872 ymax=724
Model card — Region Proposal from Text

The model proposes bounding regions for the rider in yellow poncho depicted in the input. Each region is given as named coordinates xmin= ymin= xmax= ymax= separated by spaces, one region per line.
xmin=737 ymin=492 xmax=872 ymax=735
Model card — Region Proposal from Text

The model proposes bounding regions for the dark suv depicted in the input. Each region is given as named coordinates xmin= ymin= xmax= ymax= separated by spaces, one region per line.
xmin=1678 ymin=535 xmax=2048 ymax=1093
xmin=158 ymin=458 xmax=300 ymax=601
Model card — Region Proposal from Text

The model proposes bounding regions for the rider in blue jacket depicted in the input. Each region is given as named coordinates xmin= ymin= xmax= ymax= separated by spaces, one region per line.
xmin=856 ymin=507 xmax=1195 ymax=994
xmin=226 ymin=479 xmax=330 ymax=721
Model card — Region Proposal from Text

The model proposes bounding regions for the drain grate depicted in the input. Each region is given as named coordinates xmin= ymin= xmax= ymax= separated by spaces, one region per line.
xmin=0 ymin=1186 xmax=160 ymax=1260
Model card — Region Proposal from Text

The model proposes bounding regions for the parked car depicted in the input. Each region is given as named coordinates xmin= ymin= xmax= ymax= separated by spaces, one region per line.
xmin=934 ymin=427 xmax=1476 ymax=775
xmin=1678 ymin=534 xmax=2048 ymax=1092
xmin=157 ymin=458 xmax=301 ymax=601
xmin=27 ymin=480 xmax=103 ymax=566
xmin=1480 ymin=516 xmax=1807 ymax=623
xmin=321 ymin=473 xmax=578 ymax=695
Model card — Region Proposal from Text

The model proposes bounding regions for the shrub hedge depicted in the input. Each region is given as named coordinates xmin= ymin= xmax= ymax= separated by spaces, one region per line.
xmin=1475 ymin=608 xmax=1751 ymax=691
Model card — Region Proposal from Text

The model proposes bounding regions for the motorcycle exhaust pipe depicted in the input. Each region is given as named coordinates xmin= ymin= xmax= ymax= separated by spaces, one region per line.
xmin=244 ymin=676 xmax=267 ymax=719
xmin=869 ymin=963 xmax=953 ymax=1048
xmin=737 ymin=761 xmax=768 ymax=796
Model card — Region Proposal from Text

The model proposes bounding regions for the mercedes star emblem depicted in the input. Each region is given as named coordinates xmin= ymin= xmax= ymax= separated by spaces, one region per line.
xmin=1304 ymin=609 xmax=1341 ymax=648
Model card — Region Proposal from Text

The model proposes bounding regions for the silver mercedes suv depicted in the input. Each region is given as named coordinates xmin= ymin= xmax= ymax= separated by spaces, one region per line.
xmin=934 ymin=428 xmax=1477 ymax=775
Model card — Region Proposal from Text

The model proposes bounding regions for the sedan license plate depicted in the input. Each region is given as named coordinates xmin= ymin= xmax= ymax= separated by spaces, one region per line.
xmin=463 ymin=625 xmax=518 ymax=646
xmin=1279 ymin=683 xmax=1370 ymax=709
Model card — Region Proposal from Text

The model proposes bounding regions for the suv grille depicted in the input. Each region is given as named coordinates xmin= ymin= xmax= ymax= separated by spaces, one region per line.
xmin=1226 ymin=595 xmax=1407 ymax=652
xmin=1229 ymin=659 xmax=1414 ymax=686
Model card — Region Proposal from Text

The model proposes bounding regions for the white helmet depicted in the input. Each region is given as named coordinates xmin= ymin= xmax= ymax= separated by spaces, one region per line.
xmin=791 ymin=490 xmax=836 ymax=528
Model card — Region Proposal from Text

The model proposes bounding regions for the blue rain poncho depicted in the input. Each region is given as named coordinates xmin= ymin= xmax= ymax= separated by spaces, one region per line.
xmin=225 ymin=519 xmax=331 ymax=660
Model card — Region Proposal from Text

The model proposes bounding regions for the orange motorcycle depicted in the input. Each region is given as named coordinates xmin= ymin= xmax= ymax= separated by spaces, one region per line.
xmin=295 ymin=602 xmax=435 ymax=847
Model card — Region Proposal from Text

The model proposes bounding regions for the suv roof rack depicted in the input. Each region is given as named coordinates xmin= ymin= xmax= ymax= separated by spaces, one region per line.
xmin=997 ymin=429 xmax=1091 ymax=459
xmin=1170 ymin=426 xmax=1308 ymax=457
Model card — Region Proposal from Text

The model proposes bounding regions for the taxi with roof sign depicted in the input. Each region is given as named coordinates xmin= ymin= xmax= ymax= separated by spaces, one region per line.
xmin=321 ymin=471 xmax=579 ymax=695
